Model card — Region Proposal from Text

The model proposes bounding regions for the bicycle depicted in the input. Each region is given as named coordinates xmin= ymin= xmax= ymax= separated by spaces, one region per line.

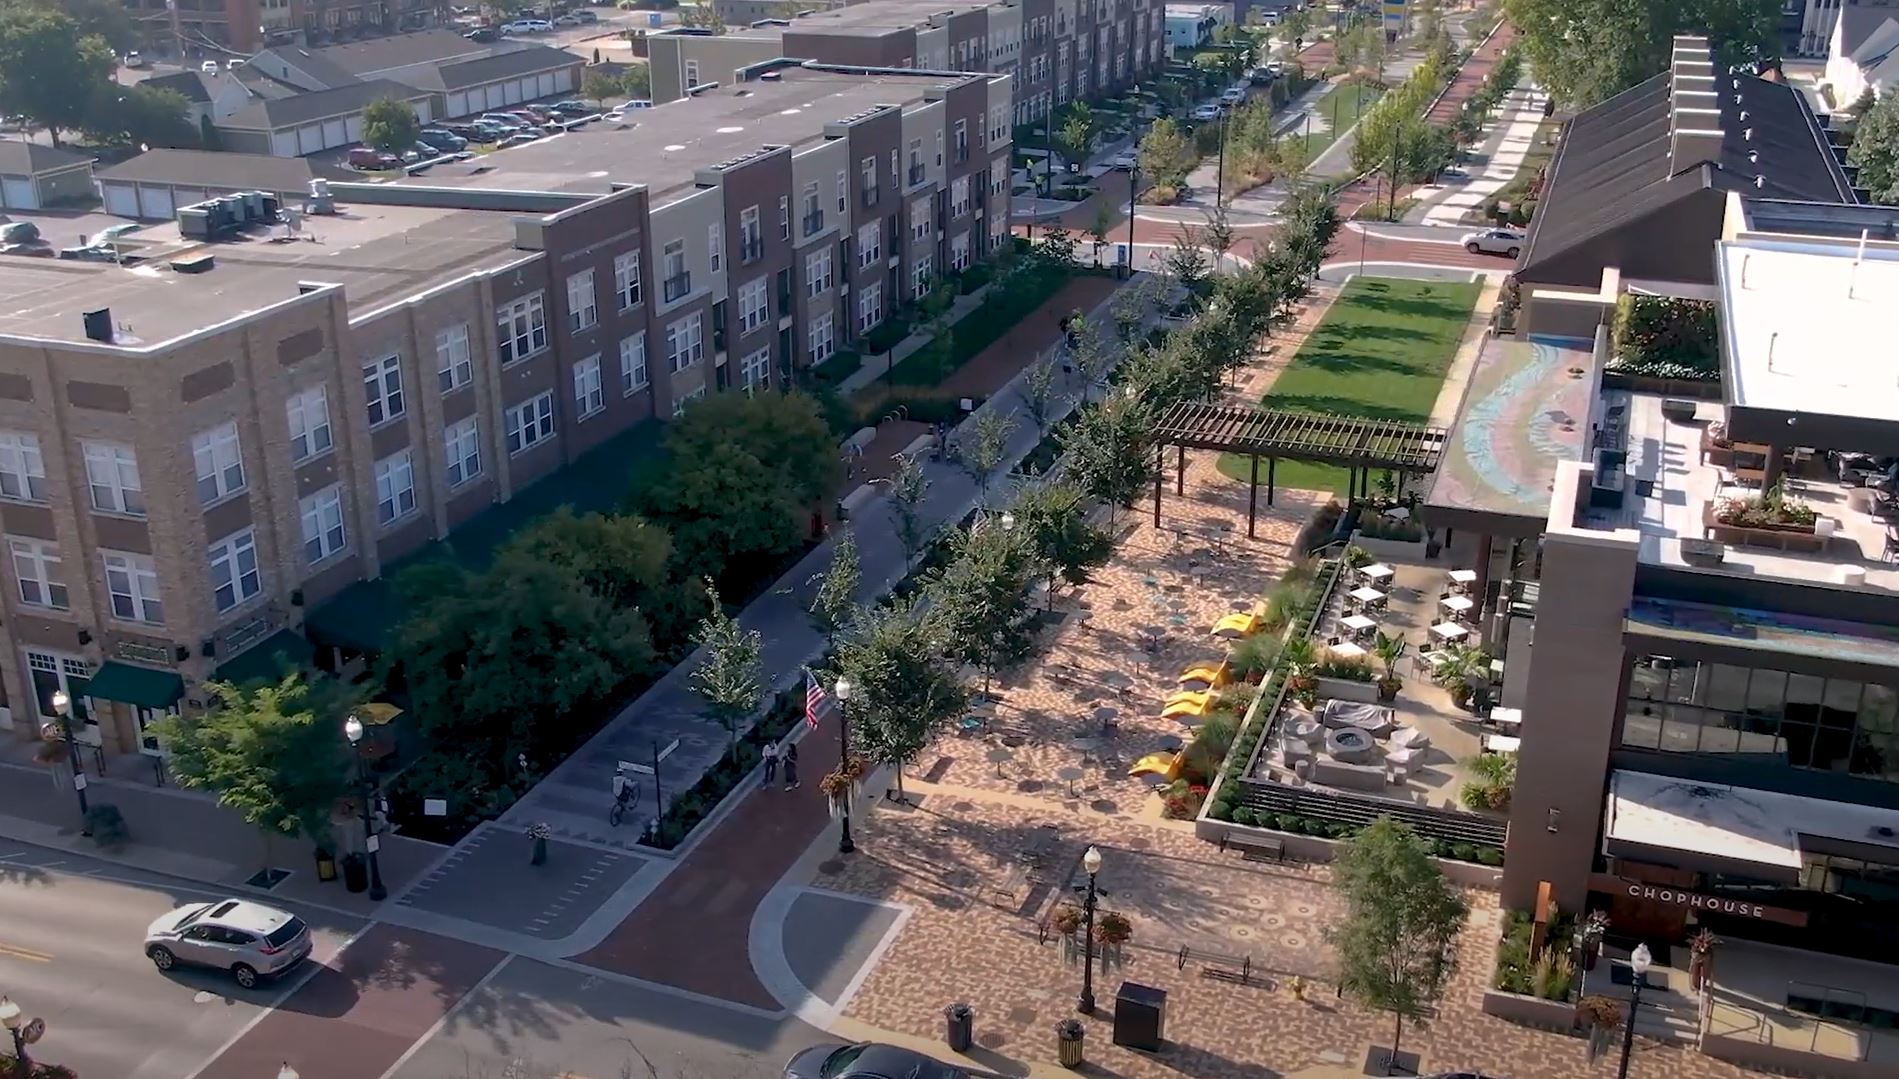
xmin=608 ymin=786 xmax=636 ymax=827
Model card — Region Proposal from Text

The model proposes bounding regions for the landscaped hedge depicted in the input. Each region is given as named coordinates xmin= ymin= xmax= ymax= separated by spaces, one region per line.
xmin=887 ymin=265 xmax=1074 ymax=385
xmin=1226 ymin=807 xmax=1506 ymax=865
xmin=1609 ymin=294 xmax=1719 ymax=381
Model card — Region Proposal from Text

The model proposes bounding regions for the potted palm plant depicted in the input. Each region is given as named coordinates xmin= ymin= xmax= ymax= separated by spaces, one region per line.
xmin=1281 ymin=635 xmax=1318 ymax=705
xmin=1372 ymin=632 xmax=1408 ymax=702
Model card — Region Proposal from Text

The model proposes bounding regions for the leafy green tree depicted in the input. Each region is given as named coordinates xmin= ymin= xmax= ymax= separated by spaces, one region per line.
xmin=1055 ymin=101 xmax=1099 ymax=167
xmin=642 ymin=440 xmax=804 ymax=586
xmin=964 ymin=409 xmax=1018 ymax=504
xmin=1022 ymin=355 xmax=1058 ymax=435
xmin=678 ymin=3 xmax=727 ymax=32
xmin=21 ymin=0 xmax=135 ymax=51
xmin=830 ymin=596 xmax=969 ymax=802
xmin=1061 ymin=391 xmax=1154 ymax=522
xmin=1008 ymin=481 xmax=1112 ymax=608
xmin=86 ymin=83 xmax=194 ymax=148
xmin=1164 ymin=228 xmax=1212 ymax=292
xmin=583 ymin=66 xmax=623 ymax=106
xmin=622 ymin=63 xmax=653 ymax=99
xmin=1139 ymin=117 xmax=1195 ymax=186
xmin=888 ymin=451 xmax=932 ymax=563
xmin=690 ymin=581 xmax=765 ymax=760
xmin=1089 ymin=201 xmax=1115 ymax=259
xmin=1327 ymin=818 xmax=1470 ymax=1076
xmin=1505 ymin=0 xmax=1779 ymax=110
xmin=1200 ymin=204 xmax=1236 ymax=270
xmin=1849 ymin=90 xmax=1899 ymax=204
xmin=1281 ymin=7 xmax=1313 ymax=46
xmin=661 ymin=390 xmax=838 ymax=507
xmin=0 ymin=7 xmax=113 ymax=147
xmin=808 ymin=532 xmax=861 ymax=645
xmin=504 ymin=509 xmax=704 ymax=656
xmin=362 ymin=97 xmax=421 ymax=154
xmin=152 ymin=674 xmax=359 ymax=854
xmin=928 ymin=519 xmax=1044 ymax=692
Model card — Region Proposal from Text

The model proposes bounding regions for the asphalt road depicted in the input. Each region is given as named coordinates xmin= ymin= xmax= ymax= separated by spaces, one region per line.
xmin=0 ymin=840 xmax=364 ymax=1079
xmin=388 ymin=957 xmax=834 ymax=1079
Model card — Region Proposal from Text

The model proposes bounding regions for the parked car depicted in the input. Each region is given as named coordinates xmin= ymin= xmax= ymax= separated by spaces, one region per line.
xmin=144 ymin=899 xmax=312 ymax=990
xmin=501 ymin=18 xmax=553 ymax=32
xmin=418 ymin=128 xmax=468 ymax=152
xmin=1109 ymin=151 xmax=1137 ymax=170
xmin=347 ymin=147 xmax=401 ymax=170
xmin=465 ymin=26 xmax=499 ymax=42
xmin=1190 ymin=103 xmax=1222 ymax=121
xmin=1248 ymin=66 xmax=1275 ymax=86
xmin=553 ymin=14 xmax=581 ymax=26
xmin=0 ymin=242 xmax=54 ymax=258
xmin=547 ymin=100 xmax=593 ymax=117
xmin=622 ymin=99 xmax=654 ymax=109
xmin=572 ymin=8 xmax=598 ymax=20
xmin=478 ymin=113 xmax=524 ymax=133
xmin=122 ymin=50 xmax=147 ymax=68
xmin=200 ymin=60 xmax=219 ymax=73
xmin=497 ymin=131 xmax=541 ymax=147
xmin=784 ymin=1043 xmax=965 ymax=1079
xmin=1461 ymin=227 xmax=1525 ymax=258
xmin=1220 ymin=87 xmax=1248 ymax=107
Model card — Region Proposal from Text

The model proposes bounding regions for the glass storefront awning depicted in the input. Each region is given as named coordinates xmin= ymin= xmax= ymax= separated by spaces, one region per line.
xmin=84 ymin=661 xmax=184 ymax=711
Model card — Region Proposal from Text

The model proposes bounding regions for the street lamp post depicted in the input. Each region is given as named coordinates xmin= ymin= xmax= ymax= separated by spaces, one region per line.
xmin=1125 ymin=156 xmax=1139 ymax=279
xmin=50 ymin=690 xmax=91 ymax=836
xmin=1615 ymin=943 xmax=1653 ymax=1079
xmin=0 ymin=996 xmax=40 ymax=1071
xmin=1077 ymin=845 xmax=1103 ymax=1014
xmin=830 ymin=678 xmax=856 ymax=855
xmin=277 ymin=1065 xmax=300 ymax=1079
xmin=342 ymin=714 xmax=387 ymax=901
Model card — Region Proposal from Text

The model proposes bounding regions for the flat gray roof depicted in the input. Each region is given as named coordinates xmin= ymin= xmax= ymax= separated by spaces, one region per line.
xmin=777 ymin=0 xmax=993 ymax=35
xmin=397 ymin=65 xmax=972 ymax=201
xmin=0 ymin=66 xmax=972 ymax=348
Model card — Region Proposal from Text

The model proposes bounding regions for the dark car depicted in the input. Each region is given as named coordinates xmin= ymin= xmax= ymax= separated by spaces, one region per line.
xmin=547 ymin=100 xmax=593 ymax=117
xmin=785 ymin=1043 xmax=965 ymax=1079
xmin=417 ymin=128 xmax=468 ymax=151
xmin=465 ymin=26 xmax=498 ymax=42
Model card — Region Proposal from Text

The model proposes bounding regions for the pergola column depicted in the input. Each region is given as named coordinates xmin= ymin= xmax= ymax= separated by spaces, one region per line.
xmin=1247 ymin=455 xmax=1260 ymax=537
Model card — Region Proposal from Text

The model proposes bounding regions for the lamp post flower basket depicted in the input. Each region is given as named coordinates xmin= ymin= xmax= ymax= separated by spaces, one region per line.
xmin=819 ymin=754 xmax=870 ymax=819
xmin=1577 ymin=994 xmax=1622 ymax=1063
xmin=1092 ymin=910 xmax=1132 ymax=971
xmin=1050 ymin=903 xmax=1085 ymax=964
xmin=1689 ymin=928 xmax=1720 ymax=992
xmin=527 ymin=821 xmax=551 ymax=866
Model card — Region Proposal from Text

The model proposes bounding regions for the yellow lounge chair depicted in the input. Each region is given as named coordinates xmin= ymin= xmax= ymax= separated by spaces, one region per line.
xmin=1212 ymin=612 xmax=1261 ymax=639
xmin=1177 ymin=662 xmax=1224 ymax=686
xmin=1129 ymin=752 xmax=1177 ymax=779
xmin=1165 ymin=688 xmax=1212 ymax=708
xmin=1162 ymin=697 xmax=1212 ymax=719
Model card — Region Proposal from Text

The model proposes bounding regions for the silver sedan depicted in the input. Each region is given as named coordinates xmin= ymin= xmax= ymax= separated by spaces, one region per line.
xmin=1461 ymin=228 xmax=1524 ymax=258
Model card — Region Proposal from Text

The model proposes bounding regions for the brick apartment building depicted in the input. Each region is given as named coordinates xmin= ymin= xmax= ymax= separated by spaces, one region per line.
xmin=0 ymin=62 xmax=1012 ymax=765
xmin=650 ymin=0 xmax=1166 ymax=124
xmin=124 ymin=0 xmax=442 ymax=55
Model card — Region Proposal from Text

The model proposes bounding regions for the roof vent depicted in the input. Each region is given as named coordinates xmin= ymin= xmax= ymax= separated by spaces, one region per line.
xmin=1748 ymin=150 xmax=1758 ymax=164
xmin=1755 ymin=175 xmax=1764 ymax=189
xmin=82 ymin=308 xmax=112 ymax=343
xmin=171 ymin=253 xmax=216 ymax=274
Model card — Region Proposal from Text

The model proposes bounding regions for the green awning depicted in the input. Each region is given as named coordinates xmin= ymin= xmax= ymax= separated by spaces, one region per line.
xmin=86 ymin=661 xmax=184 ymax=710
xmin=215 ymin=629 xmax=317 ymax=686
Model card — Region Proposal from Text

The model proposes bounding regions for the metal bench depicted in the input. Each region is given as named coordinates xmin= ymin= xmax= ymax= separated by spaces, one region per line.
xmin=1176 ymin=945 xmax=1265 ymax=987
xmin=1220 ymin=831 xmax=1284 ymax=863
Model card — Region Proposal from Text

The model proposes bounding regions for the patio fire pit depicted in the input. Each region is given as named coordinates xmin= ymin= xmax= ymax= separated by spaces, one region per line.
xmin=1325 ymin=727 xmax=1376 ymax=763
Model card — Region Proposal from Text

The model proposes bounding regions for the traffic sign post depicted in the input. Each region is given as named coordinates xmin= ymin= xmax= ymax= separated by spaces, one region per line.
xmin=649 ymin=739 xmax=678 ymax=825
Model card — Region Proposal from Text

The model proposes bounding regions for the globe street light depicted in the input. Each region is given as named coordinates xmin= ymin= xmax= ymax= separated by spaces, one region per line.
xmin=50 ymin=690 xmax=91 ymax=835
xmin=277 ymin=1065 xmax=300 ymax=1079
xmin=0 ymin=995 xmax=36 ymax=1070
xmin=343 ymin=714 xmax=387 ymax=901
xmin=830 ymin=677 xmax=856 ymax=855
xmin=1077 ymin=845 xmax=1104 ymax=1015
xmin=1615 ymin=943 xmax=1653 ymax=1079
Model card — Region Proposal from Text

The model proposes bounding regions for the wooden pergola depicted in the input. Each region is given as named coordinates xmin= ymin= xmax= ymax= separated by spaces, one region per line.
xmin=1151 ymin=402 xmax=1449 ymax=536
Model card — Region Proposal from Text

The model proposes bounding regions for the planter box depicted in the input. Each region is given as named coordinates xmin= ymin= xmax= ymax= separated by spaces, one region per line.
xmin=1351 ymin=529 xmax=1431 ymax=563
xmin=1601 ymin=369 xmax=1722 ymax=400
xmin=1481 ymin=989 xmax=1579 ymax=1034
xmin=1192 ymin=817 xmax=1504 ymax=889
xmin=1700 ymin=502 xmax=1826 ymax=553
xmin=1314 ymin=676 xmax=1379 ymax=703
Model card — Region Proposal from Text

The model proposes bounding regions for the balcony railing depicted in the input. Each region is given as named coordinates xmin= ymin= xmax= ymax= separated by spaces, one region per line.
xmin=663 ymin=272 xmax=691 ymax=303
xmin=803 ymin=210 xmax=824 ymax=236
xmin=861 ymin=185 xmax=880 ymax=209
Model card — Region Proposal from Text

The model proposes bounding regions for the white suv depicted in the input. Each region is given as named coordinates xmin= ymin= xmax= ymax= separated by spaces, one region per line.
xmin=145 ymin=899 xmax=312 ymax=989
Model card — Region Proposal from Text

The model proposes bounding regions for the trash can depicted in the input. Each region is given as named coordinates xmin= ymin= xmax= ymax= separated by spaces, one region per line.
xmin=1055 ymin=1019 xmax=1085 ymax=1068
xmin=314 ymin=849 xmax=337 ymax=883
xmin=944 ymin=1002 xmax=973 ymax=1052
xmin=1112 ymin=981 xmax=1167 ymax=1051
xmin=341 ymin=852 xmax=368 ymax=893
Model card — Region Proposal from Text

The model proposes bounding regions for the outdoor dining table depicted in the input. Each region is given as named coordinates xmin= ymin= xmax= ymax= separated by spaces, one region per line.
xmin=1341 ymin=614 xmax=1378 ymax=636
xmin=1482 ymin=734 xmax=1522 ymax=754
xmin=1448 ymin=569 xmax=1478 ymax=588
xmin=1329 ymin=640 xmax=1367 ymax=659
xmin=1349 ymin=586 xmax=1387 ymax=605
xmin=1488 ymin=706 xmax=1524 ymax=729
xmin=1430 ymin=622 xmax=1470 ymax=642
xmin=1360 ymin=563 xmax=1395 ymax=583
xmin=1440 ymin=595 xmax=1475 ymax=615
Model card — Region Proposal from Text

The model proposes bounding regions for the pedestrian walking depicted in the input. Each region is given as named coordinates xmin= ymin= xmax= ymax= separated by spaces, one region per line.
xmin=762 ymin=741 xmax=779 ymax=784
xmin=783 ymin=743 xmax=800 ymax=790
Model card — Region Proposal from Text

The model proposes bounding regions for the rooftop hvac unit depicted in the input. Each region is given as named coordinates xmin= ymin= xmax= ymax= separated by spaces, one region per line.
xmin=177 ymin=206 xmax=212 ymax=241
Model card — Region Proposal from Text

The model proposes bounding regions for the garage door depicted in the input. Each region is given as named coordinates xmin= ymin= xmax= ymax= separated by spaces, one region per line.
xmin=554 ymin=68 xmax=573 ymax=92
xmin=1 ymin=176 xmax=36 ymax=209
xmin=271 ymin=131 xmax=298 ymax=157
xmin=447 ymin=91 xmax=468 ymax=118
xmin=344 ymin=116 xmax=363 ymax=142
xmin=101 ymin=182 xmax=138 ymax=217
xmin=415 ymin=100 xmax=432 ymax=124
xmin=515 ymin=78 xmax=533 ymax=101
xmin=137 ymin=185 xmax=173 ymax=220
xmin=321 ymin=119 xmax=347 ymax=148
xmin=537 ymin=72 xmax=555 ymax=97
xmin=172 ymin=187 xmax=206 ymax=208
xmin=501 ymin=80 xmax=521 ymax=105
xmin=296 ymin=125 xmax=323 ymax=155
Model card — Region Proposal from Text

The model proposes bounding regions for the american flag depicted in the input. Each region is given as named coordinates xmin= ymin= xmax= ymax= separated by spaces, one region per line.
xmin=804 ymin=669 xmax=836 ymax=730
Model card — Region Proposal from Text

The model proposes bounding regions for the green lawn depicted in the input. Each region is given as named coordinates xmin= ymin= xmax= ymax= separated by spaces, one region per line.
xmin=1216 ymin=277 xmax=1482 ymax=493
xmin=1298 ymin=81 xmax=1383 ymax=160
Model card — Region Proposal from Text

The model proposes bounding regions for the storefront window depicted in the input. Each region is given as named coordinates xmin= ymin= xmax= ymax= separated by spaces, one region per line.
xmin=1621 ymin=654 xmax=1899 ymax=783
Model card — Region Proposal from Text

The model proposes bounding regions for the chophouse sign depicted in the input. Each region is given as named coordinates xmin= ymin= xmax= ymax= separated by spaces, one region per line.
xmin=1590 ymin=874 xmax=1809 ymax=926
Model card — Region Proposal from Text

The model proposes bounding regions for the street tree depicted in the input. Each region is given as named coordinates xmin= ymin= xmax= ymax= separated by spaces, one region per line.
xmin=1327 ymin=818 xmax=1470 ymax=1076
xmin=1850 ymin=91 xmax=1899 ymax=203
xmin=582 ymin=66 xmax=623 ymax=107
xmin=928 ymin=519 xmax=1044 ymax=692
xmin=622 ymin=63 xmax=653 ymax=99
xmin=641 ymin=439 xmax=805 ymax=587
xmin=689 ymin=581 xmax=765 ymax=761
xmin=85 ymin=83 xmax=194 ymax=148
xmin=1138 ymin=117 xmax=1194 ymax=187
xmin=0 ymin=6 xmax=114 ymax=147
xmin=830 ymin=596 xmax=968 ymax=802
xmin=964 ymin=409 xmax=1018 ymax=504
xmin=1505 ymin=0 xmax=1779 ymax=110
xmin=678 ymin=3 xmax=727 ymax=33
xmin=504 ymin=509 xmax=702 ymax=657
xmin=1201 ymin=204 xmax=1236 ymax=271
xmin=888 ymin=451 xmax=932 ymax=563
xmin=1061 ymin=391 xmax=1154 ymax=523
xmin=1164 ymin=228 xmax=1212 ymax=292
xmin=1009 ymin=481 xmax=1113 ymax=608
xmin=152 ymin=673 xmax=361 ymax=859
xmin=1055 ymin=101 xmax=1099 ymax=168
xmin=363 ymin=97 xmax=422 ymax=154
xmin=807 ymin=532 xmax=862 ymax=646
xmin=1022 ymin=355 xmax=1058 ymax=436
xmin=1069 ymin=312 xmax=1117 ymax=400
xmin=1089 ymin=201 xmax=1115 ymax=261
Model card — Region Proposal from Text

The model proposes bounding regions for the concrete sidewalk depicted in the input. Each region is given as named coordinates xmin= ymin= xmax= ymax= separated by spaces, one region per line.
xmin=1417 ymin=84 xmax=1546 ymax=226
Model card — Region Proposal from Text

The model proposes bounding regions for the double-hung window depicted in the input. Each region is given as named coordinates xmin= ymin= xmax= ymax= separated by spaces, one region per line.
xmin=739 ymin=347 xmax=770 ymax=395
xmin=663 ymin=239 xmax=690 ymax=302
xmin=363 ymin=355 xmax=405 ymax=426
xmin=666 ymin=315 xmax=702 ymax=372
xmin=738 ymin=206 xmax=761 ymax=263
xmin=208 ymin=529 xmax=260 ymax=613
xmin=574 ymin=354 xmax=604 ymax=417
xmin=911 ymin=198 xmax=930 ymax=242
xmin=808 ymin=312 xmax=834 ymax=364
xmin=191 ymin=421 xmax=245 ymax=505
xmin=0 ymin=432 xmax=46 ymax=502
xmin=506 ymin=392 xmax=555 ymax=455
xmin=496 ymin=293 xmax=547 ymax=364
xmin=102 ymin=550 xmax=163 ymax=623
xmin=620 ymin=332 xmax=648 ymax=394
xmin=614 ymin=250 xmax=642 ymax=309
xmin=82 ymin=441 xmax=143 ymax=516
xmin=435 ymin=324 xmax=472 ymax=393
xmin=806 ymin=249 xmax=832 ymax=296
xmin=9 ymin=538 xmax=66 ymax=610
xmin=858 ymin=221 xmax=881 ymax=268
xmin=374 ymin=451 xmax=416 ymax=525
xmin=444 ymin=417 xmax=482 ymax=487
xmin=567 ymin=269 xmax=597 ymax=331
xmin=857 ymin=283 xmax=882 ymax=334
xmin=299 ymin=486 xmax=346 ymax=564
xmin=738 ymin=278 xmax=768 ymax=335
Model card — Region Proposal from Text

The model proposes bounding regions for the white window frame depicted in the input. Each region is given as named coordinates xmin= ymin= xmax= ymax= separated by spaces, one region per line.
xmin=567 ymin=268 xmax=598 ymax=332
xmin=299 ymin=485 xmax=347 ymax=565
xmin=951 ymin=231 xmax=971 ymax=272
xmin=0 ymin=432 xmax=46 ymax=503
xmin=738 ymin=277 xmax=768 ymax=335
xmin=779 ymin=195 xmax=790 ymax=240
xmin=435 ymin=324 xmax=472 ymax=394
xmin=739 ymin=346 xmax=771 ymax=395
xmin=858 ymin=221 xmax=881 ymax=268
xmin=808 ymin=312 xmax=834 ymax=364
xmin=911 ymin=198 xmax=931 ymax=242
xmin=912 ymin=254 xmax=933 ymax=300
xmin=951 ymin=175 xmax=971 ymax=218
xmin=208 ymin=528 xmax=261 ymax=613
xmin=807 ymin=249 xmax=832 ymax=296
xmin=666 ymin=314 xmax=703 ymax=373
xmin=191 ymin=421 xmax=246 ymax=506
xmin=620 ymin=332 xmax=649 ymax=394
xmin=836 ymin=169 xmax=847 ymax=213
xmin=444 ymin=417 xmax=482 ymax=488
xmin=496 ymin=293 xmax=548 ymax=365
xmin=82 ymin=440 xmax=144 ymax=516
xmin=614 ymin=250 xmax=642 ymax=309
xmin=102 ymin=549 xmax=163 ymax=624
xmin=709 ymin=221 xmax=723 ymax=272
xmin=363 ymin=354 xmax=405 ymax=427
xmin=738 ymin=206 xmax=760 ymax=260
xmin=672 ymin=385 xmax=707 ymax=417
xmin=9 ymin=537 xmax=67 ymax=611
xmin=574 ymin=354 xmax=605 ymax=418
xmin=857 ymin=282 xmax=882 ymax=334
xmin=374 ymin=450 xmax=417 ymax=525
xmin=506 ymin=392 xmax=556 ymax=455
